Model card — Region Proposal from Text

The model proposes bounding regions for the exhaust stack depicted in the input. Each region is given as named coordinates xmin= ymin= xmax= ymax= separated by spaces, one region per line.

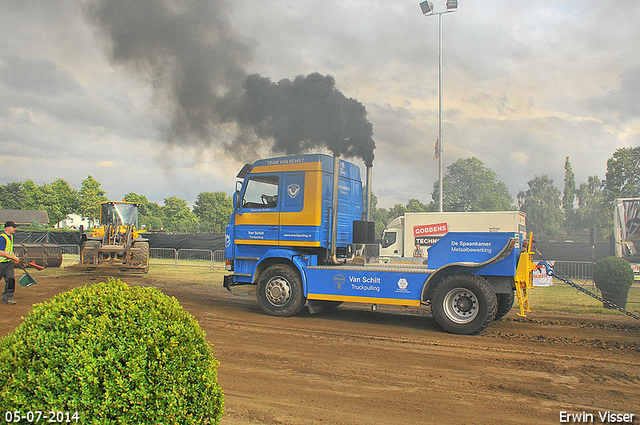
xmin=330 ymin=155 xmax=341 ymax=263
xmin=331 ymin=155 xmax=340 ymax=263
xmin=365 ymin=165 xmax=372 ymax=221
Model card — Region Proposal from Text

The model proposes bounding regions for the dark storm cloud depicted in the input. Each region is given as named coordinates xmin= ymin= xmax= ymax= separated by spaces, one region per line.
xmin=83 ymin=0 xmax=376 ymax=165
xmin=84 ymin=0 xmax=251 ymax=143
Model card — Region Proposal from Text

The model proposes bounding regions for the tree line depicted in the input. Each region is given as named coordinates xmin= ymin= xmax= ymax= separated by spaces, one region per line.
xmin=368 ymin=146 xmax=640 ymax=240
xmin=1 ymin=146 xmax=638 ymax=237
xmin=0 ymin=175 xmax=232 ymax=234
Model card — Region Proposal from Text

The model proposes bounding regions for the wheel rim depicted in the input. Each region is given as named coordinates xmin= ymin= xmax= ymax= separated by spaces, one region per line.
xmin=265 ymin=276 xmax=292 ymax=307
xmin=442 ymin=288 xmax=479 ymax=324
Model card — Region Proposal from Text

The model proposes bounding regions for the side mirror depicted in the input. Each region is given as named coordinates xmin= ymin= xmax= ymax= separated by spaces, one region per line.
xmin=234 ymin=181 xmax=244 ymax=215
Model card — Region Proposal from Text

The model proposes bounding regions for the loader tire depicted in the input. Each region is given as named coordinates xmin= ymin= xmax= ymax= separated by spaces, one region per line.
xmin=133 ymin=241 xmax=149 ymax=266
xmin=495 ymin=291 xmax=515 ymax=321
xmin=257 ymin=263 xmax=306 ymax=317
xmin=82 ymin=241 xmax=100 ymax=264
xmin=431 ymin=273 xmax=497 ymax=335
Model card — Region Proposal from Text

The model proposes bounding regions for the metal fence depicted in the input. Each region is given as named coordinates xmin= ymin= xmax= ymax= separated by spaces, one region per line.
xmin=57 ymin=246 xmax=225 ymax=270
xmin=52 ymin=245 xmax=597 ymax=277
xmin=60 ymin=244 xmax=80 ymax=255
xmin=149 ymin=248 xmax=225 ymax=269
xmin=550 ymin=261 xmax=594 ymax=280
xmin=60 ymin=244 xmax=80 ymax=262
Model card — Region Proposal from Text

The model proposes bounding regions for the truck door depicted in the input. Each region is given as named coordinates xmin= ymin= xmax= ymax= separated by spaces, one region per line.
xmin=235 ymin=173 xmax=281 ymax=245
xmin=279 ymin=172 xmax=306 ymax=245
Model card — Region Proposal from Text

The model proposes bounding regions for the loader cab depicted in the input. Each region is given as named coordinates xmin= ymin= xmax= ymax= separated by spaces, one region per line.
xmin=100 ymin=202 xmax=141 ymax=228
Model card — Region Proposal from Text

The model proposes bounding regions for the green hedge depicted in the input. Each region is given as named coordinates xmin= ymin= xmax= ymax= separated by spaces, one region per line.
xmin=593 ymin=256 xmax=634 ymax=292
xmin=0 ymin=278 xmax=224 ymax=424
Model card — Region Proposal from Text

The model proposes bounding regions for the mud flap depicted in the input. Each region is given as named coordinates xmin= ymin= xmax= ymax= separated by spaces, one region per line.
xmin=223 ymin=275 xmax=234 ymax=291
xmin=307 ymin=300 xmax=324 ymax=314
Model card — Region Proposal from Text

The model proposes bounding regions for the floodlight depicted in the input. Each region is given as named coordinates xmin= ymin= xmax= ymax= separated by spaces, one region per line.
xmin=419 ymin=1 xmax=434 ymax=15
xmin=446 ymin=0 xmax=458 ymax=10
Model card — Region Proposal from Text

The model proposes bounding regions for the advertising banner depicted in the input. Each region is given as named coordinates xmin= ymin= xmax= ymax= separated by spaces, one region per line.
xmin=413 ymin=223 xmax=448 ymax=256
xmin=533 ymin=261 xmax=554 ymax=287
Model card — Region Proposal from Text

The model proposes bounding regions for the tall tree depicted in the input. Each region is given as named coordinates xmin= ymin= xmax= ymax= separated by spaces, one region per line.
xmin=52 ymin=178 xmax=79 ymax=220
xmin=17 ymin=179 xmax=77 ymax=227
xmin=124 ymin=192 xmax=165 ymax=231
xmin=193 ymin=191 xmax=233 ymax=233
xmin=0 ymin=182 xmax=27 ymax=209
xmin=575 ymin=175 xmax=611 ymax=233
xmin=433 ymin=157 xmax=513 ymax=212
xmin=162 ymin=196 xmax=198 ymax=233
xmin=604 ymin=146 xmax=640 ymax=202
xmin=123 ymin=192 xmax=149 ymax=205
xmin=406 ymin=198 xmax=427 ymax=213
xmin=518 ymin=175 xmax=562 ymax=236
xmin=562 ymin=157 xmax=576 ymax=235
xmin=78 ymin=175 xmax=108 ymax=225
xmin=388 ymin=203 xmax=408 ymax=221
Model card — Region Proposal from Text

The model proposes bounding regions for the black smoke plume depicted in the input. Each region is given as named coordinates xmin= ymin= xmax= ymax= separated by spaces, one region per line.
xmin=221 ymin=73 xmax=375 ymax=166
xmin=84 ymin=0 xmax=375 ymax=166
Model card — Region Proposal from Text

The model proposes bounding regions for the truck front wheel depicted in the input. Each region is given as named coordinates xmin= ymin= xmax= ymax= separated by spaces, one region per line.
xmin=431 ymin=273 xmax=497 ymax=335
xmin=257 ymin=264 xmax=306 ymax=317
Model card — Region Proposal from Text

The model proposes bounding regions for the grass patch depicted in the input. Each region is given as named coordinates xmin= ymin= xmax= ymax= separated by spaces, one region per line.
xmin=528 ymin=279 xmax=640 ymax=316
xmin=29 ymin=254 xmax=228 ymax=288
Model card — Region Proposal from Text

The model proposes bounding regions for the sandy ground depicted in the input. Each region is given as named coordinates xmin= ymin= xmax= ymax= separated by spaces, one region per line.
xmin=1 ymin=273 xmax=639 ymax=425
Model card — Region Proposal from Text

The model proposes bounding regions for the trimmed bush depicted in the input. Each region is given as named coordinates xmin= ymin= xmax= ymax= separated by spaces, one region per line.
xmin=593 ymin=256 xmax=634 ymax=292
xmin=0 ymin=278 xmax=224 ymax=424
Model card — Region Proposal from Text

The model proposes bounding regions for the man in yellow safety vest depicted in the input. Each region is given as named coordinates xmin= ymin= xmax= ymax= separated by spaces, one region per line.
xmin=1 ymin=221 xmax=21 ymax=305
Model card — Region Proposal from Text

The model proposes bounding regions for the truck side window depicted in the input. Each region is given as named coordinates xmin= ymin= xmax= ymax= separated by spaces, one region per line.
xmin=382 ymin=231 xmax=397 ymax=248
xmin=242 ymin=175 xmax=279 ymax=209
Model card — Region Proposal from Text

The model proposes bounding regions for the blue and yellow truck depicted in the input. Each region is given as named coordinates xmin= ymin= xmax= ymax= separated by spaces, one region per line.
xmin=224 ymin=153 xmax=536 ymax=334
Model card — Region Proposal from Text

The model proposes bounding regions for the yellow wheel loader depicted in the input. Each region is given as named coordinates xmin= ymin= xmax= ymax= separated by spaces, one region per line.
xmin=67 ymin=201 xmax=150 ymax=273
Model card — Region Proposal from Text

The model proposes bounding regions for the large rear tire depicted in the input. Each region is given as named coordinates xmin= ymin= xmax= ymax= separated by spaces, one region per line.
xmin=431 ymin=273 xmax=497 ymax=335
xmin=132 ymin=241 xmax=149 ymax=266
xmin=257 ymin=264 xmax=306 ymax=317
xmin=495 ymin=291 xmax=515 ymax=321
xmin=82 ymin=241 xmax=100 ymax=264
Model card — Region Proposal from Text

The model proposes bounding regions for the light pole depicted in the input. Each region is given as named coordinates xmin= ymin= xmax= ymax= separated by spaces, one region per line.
xmin=419 ymin=0 xmax=457 ymax=212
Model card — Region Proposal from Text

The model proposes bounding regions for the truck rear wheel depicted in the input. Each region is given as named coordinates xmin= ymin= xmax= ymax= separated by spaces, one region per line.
xmin=495 ymin=291 xmax=515 ymax=321
xmin=257 ymin=264 xmax=306 ymax=317
xmin=431 ymin=273 xmax=497 ymax=335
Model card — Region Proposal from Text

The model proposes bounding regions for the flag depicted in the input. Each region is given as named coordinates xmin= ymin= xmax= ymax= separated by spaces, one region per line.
xmin=433 ymin=139 xmax=440 ymax=161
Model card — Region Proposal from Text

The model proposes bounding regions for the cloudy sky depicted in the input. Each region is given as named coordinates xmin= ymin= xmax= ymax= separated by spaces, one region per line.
xmin=1 ymin=0 xmax=638 ymax=210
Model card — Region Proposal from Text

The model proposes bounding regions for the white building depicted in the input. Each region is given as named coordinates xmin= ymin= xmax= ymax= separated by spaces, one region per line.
xmin=55 ymin=214 xmax=91 ymax=230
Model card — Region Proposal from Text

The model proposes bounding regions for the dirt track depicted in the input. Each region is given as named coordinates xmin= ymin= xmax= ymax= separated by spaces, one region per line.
xmin=1 ymin=274 xmax=639 ymax=425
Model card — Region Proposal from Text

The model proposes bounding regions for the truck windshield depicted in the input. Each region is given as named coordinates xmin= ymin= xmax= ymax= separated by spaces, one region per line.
xmin=101 ymin=203 xmax=139 ymax=227
xmin=242 ymin=175 xmax=279 ymax=209
xmin=382 ymin=231 xmax=397 ymax=248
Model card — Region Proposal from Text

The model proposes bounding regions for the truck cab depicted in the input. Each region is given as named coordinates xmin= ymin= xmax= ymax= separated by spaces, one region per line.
xmin=224 ymin=154 xmax=537 ymax=335
xmin=225 ymin=154 xmax=365 ymax=285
